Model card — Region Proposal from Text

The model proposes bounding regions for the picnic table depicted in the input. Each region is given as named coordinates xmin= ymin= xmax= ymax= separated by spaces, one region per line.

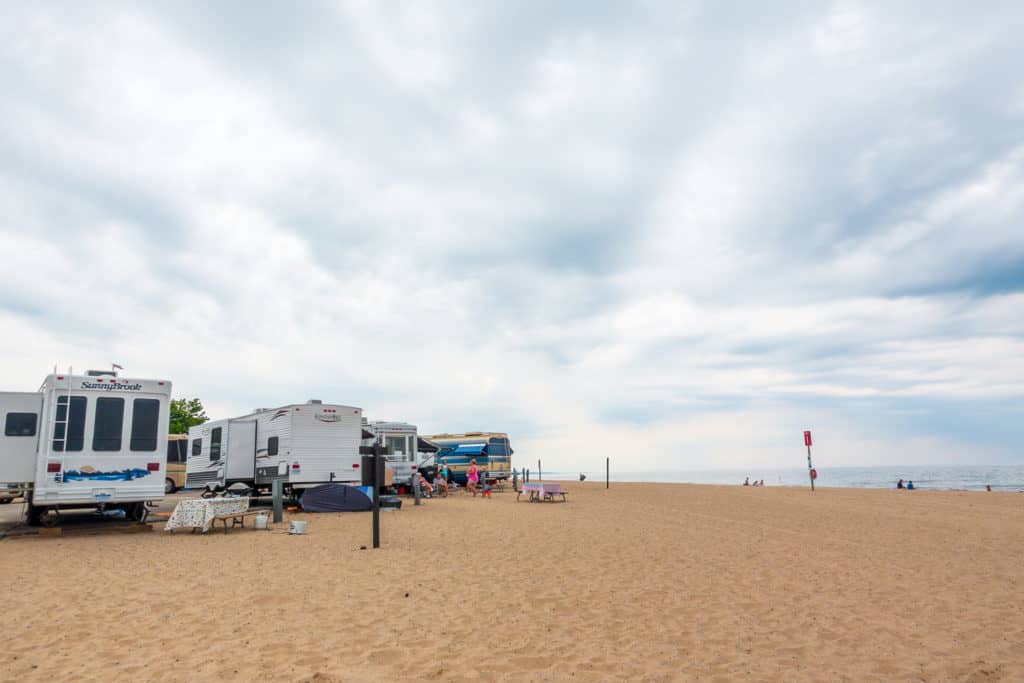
xmin=164 ymin=497 xmax=265 ymax=533
xmin=517 ymin=482 xmax=568 ymax=502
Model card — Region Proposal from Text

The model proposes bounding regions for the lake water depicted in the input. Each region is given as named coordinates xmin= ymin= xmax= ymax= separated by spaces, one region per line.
xmin=539 ymin=465 xmax=1024 ymax=492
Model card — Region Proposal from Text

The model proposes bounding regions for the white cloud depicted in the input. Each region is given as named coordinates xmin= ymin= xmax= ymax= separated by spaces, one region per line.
xmin=1 ymin=1 xmax=1022 ymax=471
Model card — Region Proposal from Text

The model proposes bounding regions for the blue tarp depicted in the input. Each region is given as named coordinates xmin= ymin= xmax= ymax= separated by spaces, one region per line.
xmin=300 ymin=484 xmax=373 ymax=512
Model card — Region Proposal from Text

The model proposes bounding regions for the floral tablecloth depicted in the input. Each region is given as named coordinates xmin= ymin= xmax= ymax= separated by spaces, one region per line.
xmin=164 ymin=497 xmax=250 ymax=533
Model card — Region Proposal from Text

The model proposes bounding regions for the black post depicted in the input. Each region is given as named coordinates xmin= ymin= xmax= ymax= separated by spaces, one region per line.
xmin=272 ymin=478 xmax=283 ymax=523
xmin=538 ymin=459 xmax=542 ymax=481
xmin=606 ymin=457 xmax=609 ymax=489
xmin=372 ymin=444 xmax=382 ymax=548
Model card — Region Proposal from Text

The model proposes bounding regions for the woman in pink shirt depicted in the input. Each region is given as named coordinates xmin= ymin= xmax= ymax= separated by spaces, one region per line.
xmin=467 ymin=459 xmax=480 ymax=497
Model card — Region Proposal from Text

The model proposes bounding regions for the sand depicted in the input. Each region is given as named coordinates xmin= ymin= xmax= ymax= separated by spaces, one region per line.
xmin=2 ymin=482 xmax=1023 ymax=682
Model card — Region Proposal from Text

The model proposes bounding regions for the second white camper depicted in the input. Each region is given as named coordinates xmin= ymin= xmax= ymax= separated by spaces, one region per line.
xmin=185 ymin=400 xmax=362 ymax=493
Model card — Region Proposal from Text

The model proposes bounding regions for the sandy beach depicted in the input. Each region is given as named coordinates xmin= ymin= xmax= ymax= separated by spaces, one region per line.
xmin=2 ymin=482 xmax=1022 ymax=682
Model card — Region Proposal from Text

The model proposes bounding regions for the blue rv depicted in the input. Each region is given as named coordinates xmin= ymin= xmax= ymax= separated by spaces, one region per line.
xmin=425 ymin=432 xmax=512 ymax=485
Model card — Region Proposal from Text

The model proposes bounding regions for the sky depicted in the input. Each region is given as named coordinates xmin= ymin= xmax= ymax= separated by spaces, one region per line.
xmin=1 ymin=2 xmax=1022 ymax=472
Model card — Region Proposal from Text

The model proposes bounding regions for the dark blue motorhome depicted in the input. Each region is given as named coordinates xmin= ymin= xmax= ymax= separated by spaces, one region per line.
xmin=426 ymin=432 xmax=512 ymax=485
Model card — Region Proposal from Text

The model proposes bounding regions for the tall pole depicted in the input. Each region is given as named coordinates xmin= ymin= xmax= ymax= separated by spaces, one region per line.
xmin=372 ymin=444 xmax=382 ymax=548
xmin=606 ymin=457 xmax=609 ymax=489
xmin=804 ymin=430 xmax=814 ymax=492
xmin=807 ymin=445 xmax=814 ymax=491
xmin=538 ymin=459 xmax=542 ymax=481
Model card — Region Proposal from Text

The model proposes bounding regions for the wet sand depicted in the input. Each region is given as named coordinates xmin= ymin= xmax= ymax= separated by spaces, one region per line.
xmin=2 ymin=482 xmax=1022 ymax=681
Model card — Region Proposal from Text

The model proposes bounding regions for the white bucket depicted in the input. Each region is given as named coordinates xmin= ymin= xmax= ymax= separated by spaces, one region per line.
xmin=254 ymin=513 xmax=269 ymax=530
xmin=289 ymin=520 xmax=307 ymax=535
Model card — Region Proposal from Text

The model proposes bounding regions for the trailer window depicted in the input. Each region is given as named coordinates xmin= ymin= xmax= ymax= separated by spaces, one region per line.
xmin=210 ymin=427 xmax=222 ymax=462
xmin=267 ymin=436 xmax=279 ymax=456
xmin=129 ymin=399 xmax=160 ymax=451
xmin=52 ymin=396 xmax=86 ymax=452
xmin=167 ymin=439 xmax=188 ymax=463
xmin=386 ymin=435 xmax=408 ymax=458
xmin=4 ymin=412 xmax=37 ymax=436
xmin=93 ymin=397 xmax=125 ymax=451
xmin=191 ymin=438 xmax=202 ymax=457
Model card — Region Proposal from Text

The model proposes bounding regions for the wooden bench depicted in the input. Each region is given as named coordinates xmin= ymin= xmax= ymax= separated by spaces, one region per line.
xmin=541 ymin=483 xmax=567 ymax=502
xmin=209 ymin=509 xmax=268 ymax=534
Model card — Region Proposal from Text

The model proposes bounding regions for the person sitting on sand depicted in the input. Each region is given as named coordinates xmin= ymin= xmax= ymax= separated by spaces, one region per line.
xmin=417 ymin=472 xmax=434 ymax=499
xmin=907 ymin=480 xmax=915 ymax=490
xmin=897 ymin=479 xmax=904 ymax=489
xmin=467 ymin=459 xmax=480 ymax=497
xmin=986 ymin=484 xmax=992 ymax=492
xmin=743 ymin=477 xmax=750 ymax=486
xmin=434 ymin=472 xmax=449 ymax=497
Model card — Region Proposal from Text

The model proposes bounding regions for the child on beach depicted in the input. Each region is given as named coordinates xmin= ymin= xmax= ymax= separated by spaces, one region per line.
xmin=434 ymin=473 xmax=449 ymax=497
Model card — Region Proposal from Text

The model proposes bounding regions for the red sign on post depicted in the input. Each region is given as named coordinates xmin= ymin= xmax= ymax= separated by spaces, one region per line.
xmin=804 ymin=430 xmax=812 ymax=447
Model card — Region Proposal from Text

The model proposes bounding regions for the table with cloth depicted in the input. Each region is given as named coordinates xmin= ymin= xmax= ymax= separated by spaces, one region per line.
xmin=163 ymin=497 xmax=251 ymax=533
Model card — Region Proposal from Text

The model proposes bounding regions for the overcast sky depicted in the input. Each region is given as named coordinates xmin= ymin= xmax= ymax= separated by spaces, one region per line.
xmin=2 ymin=2 xmax=1022 ymax=471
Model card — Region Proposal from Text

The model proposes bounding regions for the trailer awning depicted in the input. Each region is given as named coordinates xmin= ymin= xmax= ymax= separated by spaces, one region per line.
xmin=361 ymin=429 xmax=375 ymax=439
xmin=417 ymin=437 xmax=440 ymax=453
xmin=451 ymin=443 xmax=487 ymax=456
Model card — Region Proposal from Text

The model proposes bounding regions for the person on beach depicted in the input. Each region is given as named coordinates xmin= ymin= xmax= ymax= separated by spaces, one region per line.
xmin=417 ymin=472 xmax=434 ymax=498
xmin=897 ymin=479 xmax=904 ymax=489
xmin=907 ymin=480 xmax=915 ymax=490
xmin=440 ymin=459 xmax=451 ymax=483
xmin=467 ymin=459 xmax=480 ymax=497
xmin=986 ymin=484 xmax=992 ymax=492
xmin=434 ymin=472 xmax=449 ymax=497
xmin=743 ymin=477 xmax=750 ymax=486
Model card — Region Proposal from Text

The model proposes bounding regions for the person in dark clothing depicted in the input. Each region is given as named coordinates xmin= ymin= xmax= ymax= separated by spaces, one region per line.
xmin=897 ymin=479 xmax=904 ymax=489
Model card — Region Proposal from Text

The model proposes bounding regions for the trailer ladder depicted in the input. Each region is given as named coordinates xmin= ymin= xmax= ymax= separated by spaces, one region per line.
xmin=48 ymin=367 xmax=73 ymax=484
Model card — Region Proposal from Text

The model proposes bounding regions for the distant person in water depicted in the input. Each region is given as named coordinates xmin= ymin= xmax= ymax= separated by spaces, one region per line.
xmin=907 ymin=480 xmax=915 ymax=490
xmin=743 ymin=477 xmax=750 ymax=486
xmin=897 ymin=479 xmax=904 ymax=489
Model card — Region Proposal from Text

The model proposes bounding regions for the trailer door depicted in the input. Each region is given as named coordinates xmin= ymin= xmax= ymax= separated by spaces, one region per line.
xmin=225 ymin=420 xmax=256 ymax=482
xmin=0 ymin=393 xmax=44 ymax=485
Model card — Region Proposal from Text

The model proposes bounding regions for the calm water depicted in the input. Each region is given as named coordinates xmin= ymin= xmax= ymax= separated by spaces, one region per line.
xmin=540 ymin=465 xmax=1024 ymax=491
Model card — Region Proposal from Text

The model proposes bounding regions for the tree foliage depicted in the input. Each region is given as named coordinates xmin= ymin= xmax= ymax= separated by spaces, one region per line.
xmin=169 ymin=398 xmax=208 ymax=435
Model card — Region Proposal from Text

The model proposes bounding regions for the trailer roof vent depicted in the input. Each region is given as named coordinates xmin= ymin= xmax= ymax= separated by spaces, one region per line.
xmin=307 ymin=399 xmax=323 ymax=404
xmin=86 ymin=369 xmax=117 ymax=377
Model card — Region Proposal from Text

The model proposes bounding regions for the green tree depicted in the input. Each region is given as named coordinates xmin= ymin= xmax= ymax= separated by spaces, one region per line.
xmin=169 ymin=398 xmax=208 ymax=435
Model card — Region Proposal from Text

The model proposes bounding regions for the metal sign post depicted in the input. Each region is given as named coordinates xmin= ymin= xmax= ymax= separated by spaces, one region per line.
xmin=372 ymin=444 xmax=382 ymax=548
xmin=804 ymin=430 xmax=815 ymax=491
xmin=606 ymin=457 xmax=609 ymax=489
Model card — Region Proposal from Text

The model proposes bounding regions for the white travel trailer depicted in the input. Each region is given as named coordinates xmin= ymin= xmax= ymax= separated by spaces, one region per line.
xmin=185 ymin=400 xmax=363 ymax=493
xmin=361 ymin=420 xmax=420 ymax=486
xmin=0 ymin=370 xmax=172 ymax=525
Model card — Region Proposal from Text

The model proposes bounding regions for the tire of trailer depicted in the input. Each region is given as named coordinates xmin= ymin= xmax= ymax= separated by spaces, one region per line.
xmin=126 ymin=502 xmax=147 ymax=522
xmin=165 ymin=478 xmax=176 ymax=495
xmin=40 ymin=508 xmax=60 ymax=528
xmin=0 ymin=497 xmax=11 ymax=504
